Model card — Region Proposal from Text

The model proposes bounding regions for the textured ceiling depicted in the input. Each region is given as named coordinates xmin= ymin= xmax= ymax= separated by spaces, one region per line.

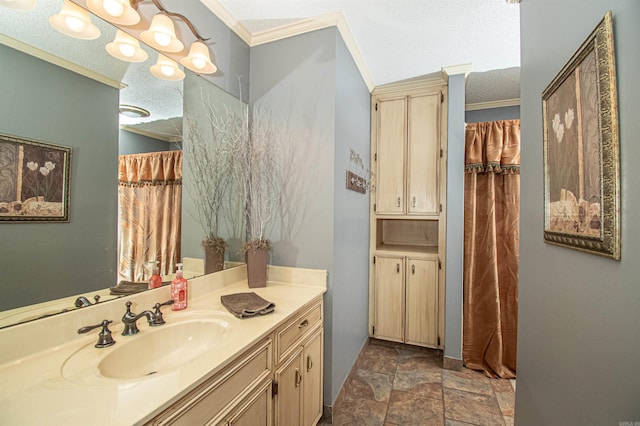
xmin=218 ymin=0 xmax=521 ymax=93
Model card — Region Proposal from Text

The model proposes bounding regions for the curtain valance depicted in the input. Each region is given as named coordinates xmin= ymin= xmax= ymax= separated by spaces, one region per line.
xmin=118 ymin=150 xmax=182 ymax=185
xmin=465 ymin=119 xmax=520 ymax=174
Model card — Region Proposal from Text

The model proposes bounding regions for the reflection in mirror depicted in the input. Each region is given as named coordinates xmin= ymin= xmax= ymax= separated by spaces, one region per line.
xmin=0 ymin=0 xmax=247 ymax=327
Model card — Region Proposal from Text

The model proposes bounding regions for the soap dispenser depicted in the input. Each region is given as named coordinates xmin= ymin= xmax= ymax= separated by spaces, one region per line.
xmin=171 ymin=263 xmax=188 ymax=311
xmin=148 ymin=260 xmax=162 ymax=290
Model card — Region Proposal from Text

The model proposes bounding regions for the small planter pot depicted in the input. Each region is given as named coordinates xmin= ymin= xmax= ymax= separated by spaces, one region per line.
xmin=246 ymin=247 xmax=269 ymax=288
xmin=204 ymin=246 xmax=225 ymax=274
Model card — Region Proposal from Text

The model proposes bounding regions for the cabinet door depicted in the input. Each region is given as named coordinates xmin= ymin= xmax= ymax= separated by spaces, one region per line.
xmin=225 ymin=380 xmax=272 ymax=426
xmin=405 ymin=258 xmax=438 ymax=347
xmin=375 ymin=98 xmax=406 ymax=214
xmin=274 ymin=350 xmax=303 ymax=426
xmin=302 ymin=328 xmax=323 ymax=426
xmin=407 ymin=93 xmax=440 ymax=215
xmin=373 ymin=256 xmax=405 ymax=342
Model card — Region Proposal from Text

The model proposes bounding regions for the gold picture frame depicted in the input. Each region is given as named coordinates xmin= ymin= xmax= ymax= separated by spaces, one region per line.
xmin=542 ymin=11 xmax=620 ymax=259
xmin=0 ymin=133 xmax=72 ymax=223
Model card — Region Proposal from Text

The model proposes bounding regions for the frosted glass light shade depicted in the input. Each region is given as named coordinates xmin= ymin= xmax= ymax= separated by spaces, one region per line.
xmin=141 ymin=13 xmax=184 ymax=53
xmin=49 ymin=0 xmax=100 ymax=40
xmin=150 ymin=54 xmax=185 ymax=81
xmin=180 ymin=41 xmax=217 ymax=74
xmin=106 ymin=30 xmax=148 ymax=62
xmin=87 ymin=0 xmax=140 ymax=26
xmin=0 ymin=0 xmax=36 ymax=10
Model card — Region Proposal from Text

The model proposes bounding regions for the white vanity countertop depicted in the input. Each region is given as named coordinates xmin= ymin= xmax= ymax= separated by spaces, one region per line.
xmin=0 ymin=265 xmax=326 ymax=425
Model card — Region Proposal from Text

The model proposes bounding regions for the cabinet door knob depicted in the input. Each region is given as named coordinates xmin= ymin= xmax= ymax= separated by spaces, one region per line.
xmin=412 ymin=196 xmax=416 ymax=208
xmin=412 ymin=264 xmax=415 ymax=274
xmin=307 ymin=355 xmax=313 ymax=371
xmin=397 ymin=197 xmax=401 ymax=207
xmin=396 ymin=263 xmax=400 ymax=273
xmin=295 ymin=368 xmax=302 ymax=387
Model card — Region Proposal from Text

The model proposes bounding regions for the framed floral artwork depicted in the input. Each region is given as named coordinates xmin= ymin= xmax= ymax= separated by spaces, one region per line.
xmin=542 ymin=11 xmax=620 ymax=259
xmin=0 ymin=133 xmax=72 ymax=222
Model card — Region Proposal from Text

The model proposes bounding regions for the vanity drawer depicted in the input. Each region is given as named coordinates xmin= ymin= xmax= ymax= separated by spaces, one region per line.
xmin=275 ymin=300 xmax=323 ymax=363
xmin=147 ymin=337 xmax=272 ymax=426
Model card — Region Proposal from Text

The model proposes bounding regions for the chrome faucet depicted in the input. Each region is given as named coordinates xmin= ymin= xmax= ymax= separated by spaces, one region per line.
xmin=121 ymin=301 xmax=156 ymax=336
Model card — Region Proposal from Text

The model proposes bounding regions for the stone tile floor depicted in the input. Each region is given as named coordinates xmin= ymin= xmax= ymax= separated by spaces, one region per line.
xmin=320 ymin=339 xmax=515 ymax=426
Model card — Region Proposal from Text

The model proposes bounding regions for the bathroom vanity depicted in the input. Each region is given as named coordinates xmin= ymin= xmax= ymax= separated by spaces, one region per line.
xmin=0 ymin=265 xmax=326 ymax=425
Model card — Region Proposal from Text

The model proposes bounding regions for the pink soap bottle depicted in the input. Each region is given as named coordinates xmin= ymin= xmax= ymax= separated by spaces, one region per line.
xmin=171 ymin=263 xmax=188 ymax=311
xmin=148 ymin=261 xmax=162 ymax=290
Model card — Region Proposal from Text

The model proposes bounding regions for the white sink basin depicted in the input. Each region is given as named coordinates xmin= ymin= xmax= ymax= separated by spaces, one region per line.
xmin=62 ymin=311 xmax=233 ymax=381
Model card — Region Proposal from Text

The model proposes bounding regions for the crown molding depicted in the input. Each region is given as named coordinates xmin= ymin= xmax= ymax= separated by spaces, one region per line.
xmin=0 ymin=33 xmax=123 ymax=90
xmin=465 ymin=98 xmax=520 ymax=111
xmin=441 ymin=63 xmax=472 ymax=79
xmin=372 ymin=76 xmax=447 ymax=97
xmin=199 ymin=0 xmax=253 ymax=45
xmin=199 ymin=1 xmax=375 ymax=91
xmin=120 ymin=125 xmax=183 ymax=143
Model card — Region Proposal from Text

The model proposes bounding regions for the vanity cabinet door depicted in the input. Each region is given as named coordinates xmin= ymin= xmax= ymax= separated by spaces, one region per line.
xmin=224 ymin=379 xmax=272 ymax=426
xmin=302 ymin=328 xmax=323 ymax=426
xmin=274 ymin=348 xmax=304 ymax=425
xmin=375 ymin=97 xmax=406 ymax=215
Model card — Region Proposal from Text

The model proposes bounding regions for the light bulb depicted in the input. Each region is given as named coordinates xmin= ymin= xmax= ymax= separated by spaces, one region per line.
xmin=160 ymin=64 xmax=175 ymax=77
xmin=154 ymin=31 xmax=171 ymax=47
xmin=102 ymin=0 xmax=124 ymax=17
xmin=64 ymin=15 xmax=86 ymax=33
xmin=191 ymin=56 xmax=207 ymax=70
xmin=118 ymin=43 xmax=136 ymax=57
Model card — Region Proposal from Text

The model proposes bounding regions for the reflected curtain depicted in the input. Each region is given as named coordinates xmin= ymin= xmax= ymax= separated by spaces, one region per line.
xmin=118 ymin=151 xmax=182 ymax=282
xmin=463 ymin=119 xmax=520 ymax=379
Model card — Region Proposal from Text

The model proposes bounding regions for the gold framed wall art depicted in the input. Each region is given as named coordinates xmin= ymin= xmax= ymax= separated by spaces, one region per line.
xmin=0 ymin=133 xmax=72 ymax=222
xmin=542 ymin=11 xmax=620 ymax=259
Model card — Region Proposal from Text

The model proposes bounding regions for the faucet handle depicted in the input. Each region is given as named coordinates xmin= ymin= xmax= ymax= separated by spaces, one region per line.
xmin=150 ymin=300 xmax=174 ymax=326
xmin=78 ymin=319 xmax=116 ymax=348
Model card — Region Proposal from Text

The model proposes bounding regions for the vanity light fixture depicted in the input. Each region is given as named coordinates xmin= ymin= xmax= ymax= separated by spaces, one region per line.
xmin=150 ymin=54 xmax=185 ymax=81
xmin=141 ymin=13 xmax=183 ymax=53
xmin=49 ymin=0 xmax=100 ymax=40
xmin=86 ymin=0 xmax=140 ymax=26
xmin=106 ymin=30 xmax=148 ymax=62
xmin=181 ymin=40 xmax=217 ymax=74
xmin=0 ymin=0 xmax=36 ymax=10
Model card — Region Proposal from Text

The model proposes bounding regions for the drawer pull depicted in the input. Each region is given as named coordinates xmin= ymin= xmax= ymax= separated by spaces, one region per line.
xmin=412 ymin=264 xmax=415 ymax=274
xmin=295 ymin=368 xmax=302 ymax=387
xmin=412 ymin=196 xmax=416 ymax=208
xmin=397 ymin=197 xmax=401 ymax=207
xmin=299 ymin=319 xmax=309 ymax=329
xmin=396 ymin=263 xmax=400 ymax=273
xmin=307 ymin=355 xmax=313 ymax=371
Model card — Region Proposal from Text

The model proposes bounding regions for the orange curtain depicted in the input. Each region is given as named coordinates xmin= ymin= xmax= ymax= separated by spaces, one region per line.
xmin=118 ymin=151 xmax=182 ymax=282
xmin=463 ymin=119 xmax=520 ymax=379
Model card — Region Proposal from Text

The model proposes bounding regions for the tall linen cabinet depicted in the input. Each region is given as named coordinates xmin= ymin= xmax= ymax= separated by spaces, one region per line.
xmin=369 ymin=78 xmax=447 ymax=349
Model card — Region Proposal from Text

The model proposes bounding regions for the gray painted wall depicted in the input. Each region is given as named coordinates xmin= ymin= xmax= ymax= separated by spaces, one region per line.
xmin=465 ymin=105 xmax=520 ymax=123
xmin=331 ymin=32 xmax=371 ymax=401
xmin=516 ymin=1 xmax=640 ymax=424
xmin=249 ymin=27 xmax=370 ymax=405
xmin=118 ymin=130 xmax=171 ymax=155
xmin=0 ymin=45 xmax=118 ymax=310
xmin=444 ymin=73 xmax=466 ymax=361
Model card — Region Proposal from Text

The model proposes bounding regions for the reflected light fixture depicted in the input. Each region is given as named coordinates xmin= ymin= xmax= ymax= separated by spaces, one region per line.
xmin=86 ymin=0 xmax=140 ymax=26
xmin=119 ymin=104 xmax=150 ymax=118
xmin=0 ymin=0 xmax=36 ymax=10
xmin=150 ymin=54 xmax=185 ymax=81
xmin=181 ymin=40 xmax=217 ymax=74
xmin=141 ymin=13 xmax=184 ymax=53
xmin=106 ymin=30 xmax=148 ymax=62
xmin=49 ymin=0 xmax=100 ymax=40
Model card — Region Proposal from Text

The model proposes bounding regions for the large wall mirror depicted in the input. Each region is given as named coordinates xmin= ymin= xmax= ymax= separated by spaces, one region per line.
xmin=0 ymin=0 xmax=247 ymax=327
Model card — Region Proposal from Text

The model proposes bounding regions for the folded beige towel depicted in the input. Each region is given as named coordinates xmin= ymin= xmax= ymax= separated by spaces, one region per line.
xmin=109 ymin=280 xmax=170 ymax=295
xmin=220 ymin=292 xmax=275 ymax=319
